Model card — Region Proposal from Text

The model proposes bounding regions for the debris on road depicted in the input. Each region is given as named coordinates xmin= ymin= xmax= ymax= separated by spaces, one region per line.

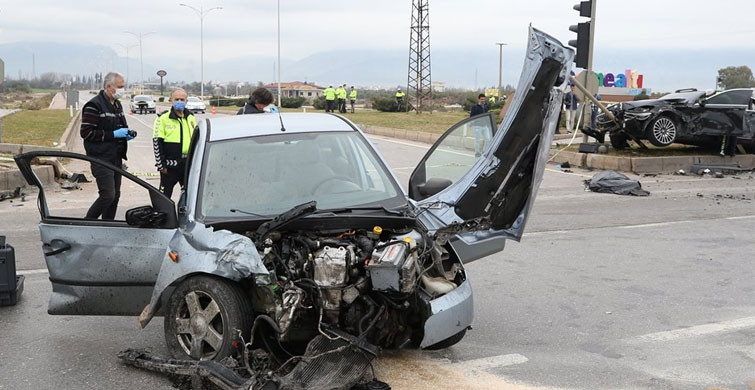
xmin=60 ymin=181 xmax=80 ymax=190
xmin=555 ymin=161 xmax=571 ymax=169
xmin=691 ymin=163 xmax=744 ymax=176
xmin=119 ymin=328 xmax=387 ymax=390
xmin=584 ymin=171 xmax=650 ymax=196
xmin=0 ymin=187 xmax=26 ymax=202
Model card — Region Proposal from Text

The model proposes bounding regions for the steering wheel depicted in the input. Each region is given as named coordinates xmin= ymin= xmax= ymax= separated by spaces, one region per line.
xmin=312 ymin=176 xmax=360 ymax=194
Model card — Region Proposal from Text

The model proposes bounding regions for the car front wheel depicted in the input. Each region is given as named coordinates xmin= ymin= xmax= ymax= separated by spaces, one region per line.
xmin=646 ymin=116 xmax=678 ymax=147
xmin=165 ymin=275 xmax=253 ymax=361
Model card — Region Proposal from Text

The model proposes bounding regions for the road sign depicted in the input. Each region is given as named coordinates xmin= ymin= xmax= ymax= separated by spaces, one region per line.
xmin=156 ymin=70 xmax=167 ymax=77
xmin=157 ymin=70 xmax=167 ymax=96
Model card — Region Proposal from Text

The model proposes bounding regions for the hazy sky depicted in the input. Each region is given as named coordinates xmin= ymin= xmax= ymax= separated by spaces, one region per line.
xmin=0 ymin=0 xmax=754 ymax=89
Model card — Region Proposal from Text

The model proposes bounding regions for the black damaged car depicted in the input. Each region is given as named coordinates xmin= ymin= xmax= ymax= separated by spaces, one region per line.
xmin=595 ymin=88 xmax=755 ymax=153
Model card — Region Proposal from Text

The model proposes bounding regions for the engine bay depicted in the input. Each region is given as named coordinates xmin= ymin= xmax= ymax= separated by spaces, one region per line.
xmin=245 ymin=223 xmax=467 ymax=352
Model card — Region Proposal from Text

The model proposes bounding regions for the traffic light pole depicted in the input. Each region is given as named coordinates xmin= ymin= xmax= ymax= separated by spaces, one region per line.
xmin=582 ymin=0 xmax=597 ymax=143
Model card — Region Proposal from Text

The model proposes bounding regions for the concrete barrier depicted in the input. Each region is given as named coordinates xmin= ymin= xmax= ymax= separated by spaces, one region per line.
xmin=548 ymin=148 xmax=755 ymax=174
xmin=0 ymin=165 xmax=54 ymax=192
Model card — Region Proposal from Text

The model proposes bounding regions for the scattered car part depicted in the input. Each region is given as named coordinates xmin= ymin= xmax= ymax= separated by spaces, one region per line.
xmin=690 ymin=163 xmax=744 ymax=175
xmin=0 ymin=236 xmax=24 ymax=306
xmin=584 ymin=171 xmax=650 ymax=196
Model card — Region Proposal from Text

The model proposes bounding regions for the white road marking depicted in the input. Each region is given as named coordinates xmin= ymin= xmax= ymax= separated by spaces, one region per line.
xmin=523 ymin=214 xmax=755 ymax=237
xmin=544 ymin=168 xmax=593 ymax=178
xmin=18 ymin=268 xmax=49 ymax=276
xmin=634 ymin=316 xmax=755 ymax=342
xmin=455 ymin=353 xmax=529 ymax=370
xmin=368 ymin=135 xmax=430 ymax=149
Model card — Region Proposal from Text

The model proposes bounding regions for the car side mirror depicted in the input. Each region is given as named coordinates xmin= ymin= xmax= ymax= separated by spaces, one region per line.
xmin=126 ymin=205 xmax=167 ymax=228
xmin=417 ymin=177 xmax=453 ymax=198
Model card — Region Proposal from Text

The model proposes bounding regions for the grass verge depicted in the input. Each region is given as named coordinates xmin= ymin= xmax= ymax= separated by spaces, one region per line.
xmin=0 ymin=109 xmax=72 ymax=146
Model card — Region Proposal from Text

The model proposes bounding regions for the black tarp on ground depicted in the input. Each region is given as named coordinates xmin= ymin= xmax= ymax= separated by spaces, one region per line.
xmin=584 ymin=171 xmax=650 ymax=196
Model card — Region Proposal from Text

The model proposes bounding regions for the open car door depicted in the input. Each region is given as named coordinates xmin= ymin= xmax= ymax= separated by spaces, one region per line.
xmin=408 ymin=27 xmax=573 ymax=263
xmin=14 ymin=151 xmax=178 ymax=315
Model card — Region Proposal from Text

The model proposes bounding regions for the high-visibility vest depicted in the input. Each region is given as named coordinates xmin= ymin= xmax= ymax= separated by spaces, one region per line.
xmin=336 ymin=87 xmax=346 ymax=99
xmin=349 ymin=90 xmax=357 ymax=100
xmin=396 ymin=91 xmax=405 ymax=98
xmin=324 ymin=87 xmax=336 ymax=100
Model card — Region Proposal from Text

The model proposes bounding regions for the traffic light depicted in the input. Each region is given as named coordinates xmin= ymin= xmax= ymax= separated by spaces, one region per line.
xmin=569 ymin=1 xmax=593 ymax=69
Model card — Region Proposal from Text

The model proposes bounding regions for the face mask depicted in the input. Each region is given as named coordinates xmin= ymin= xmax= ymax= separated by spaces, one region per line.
xmin=173 ymin=101 xmax=187 ymax=111
xmin=263 ymin=104 xmax=279 ymax=113
xmin=113 ymin=88 xmax=126 ymax=99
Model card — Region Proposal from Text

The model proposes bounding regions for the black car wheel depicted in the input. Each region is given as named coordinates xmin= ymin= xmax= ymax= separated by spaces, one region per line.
xmin=646 ymin=116 xmax=678 ymax=147
xmin=165 ymin=275 xmax=253 ymax=361
xmin=424 ymin=329 xmax=467 ymax=350
xmin=609 ymin=133 xmax=629 ymax=149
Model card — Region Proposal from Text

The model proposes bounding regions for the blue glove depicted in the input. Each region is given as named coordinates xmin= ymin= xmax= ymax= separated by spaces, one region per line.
xmin=113 ymin=128 xmax=130 ymax=139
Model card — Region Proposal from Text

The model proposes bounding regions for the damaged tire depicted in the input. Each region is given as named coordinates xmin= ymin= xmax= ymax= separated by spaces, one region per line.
xmin=424 ymin=329 xmax=467 ymax=350
xmin=165 ymin=275 xmax=252 ymax=361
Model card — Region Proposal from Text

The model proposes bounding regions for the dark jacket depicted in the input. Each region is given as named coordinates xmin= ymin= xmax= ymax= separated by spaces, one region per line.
xmin=564 ymin=92 xmax=578 ymax=110
xmin=80 ymin=90 xmax=129 ymax=162
xmin=470 ymin=103 xmax=488 ymax=117
xmin=237 ymin=102 xmax=264 ymax=115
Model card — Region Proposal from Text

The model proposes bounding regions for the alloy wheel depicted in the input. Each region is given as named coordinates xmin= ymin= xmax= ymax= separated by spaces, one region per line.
xmin=652 ymin=117 xmax=677 ymax=145
xmin=175 ymin=290 xmax=225 ymax=360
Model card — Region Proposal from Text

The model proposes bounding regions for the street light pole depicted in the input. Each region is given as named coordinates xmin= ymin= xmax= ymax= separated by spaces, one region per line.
xmin=116 ymin=43 xmax=137 ymax=88
xmin=277 ymin=0 xmax=282 ymax=107
xmin=125 ymin=31 xmax=155 ymax=87
xmin=180 ymin=3 xmax=222 ymax=98
xmin=495 ymin=42 xmax=507 ymax=100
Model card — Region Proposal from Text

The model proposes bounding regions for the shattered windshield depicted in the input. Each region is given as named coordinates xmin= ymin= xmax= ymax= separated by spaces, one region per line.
xmin=199 ymin=131 xmax=404 ymax=219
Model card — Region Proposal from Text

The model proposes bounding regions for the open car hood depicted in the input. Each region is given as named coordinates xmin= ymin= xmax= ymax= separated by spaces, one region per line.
xmin=416 ymin=27 xmax=573 ymax=241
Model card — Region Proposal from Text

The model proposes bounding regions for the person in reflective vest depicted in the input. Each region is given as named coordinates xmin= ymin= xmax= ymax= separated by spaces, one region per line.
xmin=349 ymin=86 xmax=357 ymax=113
xmin=336 ymin=84 xmax=347 ymax=113
xmin=395 ymin=89 xmax=405 ymax=111
xmin=324 ymin=85 xmax=336 ymax=112
xmin=153 ymin=88 xmax=197 ymax=198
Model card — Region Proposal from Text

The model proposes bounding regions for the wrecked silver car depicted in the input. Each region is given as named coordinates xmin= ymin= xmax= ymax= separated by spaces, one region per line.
xmin=15 ymin=27 xmax=572 ymax=388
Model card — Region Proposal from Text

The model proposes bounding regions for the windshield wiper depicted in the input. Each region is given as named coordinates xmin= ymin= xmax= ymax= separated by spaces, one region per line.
xmin=252 ymin=201 xmax=318 ymax=241
xmin=314 ymin=205 xmax=405 ymax=216
xmin=229 ymin=208 xmax=268 ymax=218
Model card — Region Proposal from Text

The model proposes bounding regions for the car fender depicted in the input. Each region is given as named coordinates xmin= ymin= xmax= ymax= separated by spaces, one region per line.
xmin=137 ymin=220 xmax=268 ymax=329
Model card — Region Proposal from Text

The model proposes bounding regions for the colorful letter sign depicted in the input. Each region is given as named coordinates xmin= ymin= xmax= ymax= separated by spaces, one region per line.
xmin=596 ymin=69 xmax=644 ymax=89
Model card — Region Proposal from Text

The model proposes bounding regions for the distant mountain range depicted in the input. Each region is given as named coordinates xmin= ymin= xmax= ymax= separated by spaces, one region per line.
xmin=1 ymin=41 xmax=753 ymax=92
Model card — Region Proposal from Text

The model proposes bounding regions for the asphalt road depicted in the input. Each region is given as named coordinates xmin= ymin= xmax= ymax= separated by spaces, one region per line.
xmin=1 ymin=104 xmax=755 ymax=389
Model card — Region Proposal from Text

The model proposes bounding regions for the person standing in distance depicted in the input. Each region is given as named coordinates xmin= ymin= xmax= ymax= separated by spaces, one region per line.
xmin=349 ymin=86 xmax=357 ymax=113
xmin=470 ymin=93 xmax=490 ymax=157
xmin=153 ymin=89 xmax=197 ymax=198
xmin=237 ymin=88 xmax=276 ymax=114
xmin=323 ymin=85 xmax=336 ymax=113
xmin=80 ymin=72 xmax=134 ymax=220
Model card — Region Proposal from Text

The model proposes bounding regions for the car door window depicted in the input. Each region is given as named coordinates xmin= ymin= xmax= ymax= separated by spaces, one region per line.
xmin=706 ymin=90 xmax=751 ymax=105
xmin=409 ymin=114 xmax=495 ymax=200
xmin=16 ymin=153 xmax=177 ymax=227
xmin=426 ymin=115 xmax=493 ymax=184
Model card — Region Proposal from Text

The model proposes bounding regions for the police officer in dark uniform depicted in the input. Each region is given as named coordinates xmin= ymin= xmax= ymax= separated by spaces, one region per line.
xmin=80 ymin=72 xmax=134 ymax=220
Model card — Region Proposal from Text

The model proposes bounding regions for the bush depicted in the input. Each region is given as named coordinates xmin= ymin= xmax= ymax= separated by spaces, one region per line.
xmin=312 ymin=96 xmax=326 ymax=110
xmin=281 ymin=96 xmax=305 ymax=108
xmin=20 ymin=93 xmax=55 ymax=110
xmin=6 ymin=80 xmax=31 ymax=93
xmin=372 ymin=97 xmax=402 ymax=112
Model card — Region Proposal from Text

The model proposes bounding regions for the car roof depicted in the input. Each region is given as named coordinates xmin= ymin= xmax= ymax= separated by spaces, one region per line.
xmin=133 ymin=95 xmax=152 ymax=100
xmin=206 ymin=113 xmax=356 ymax=141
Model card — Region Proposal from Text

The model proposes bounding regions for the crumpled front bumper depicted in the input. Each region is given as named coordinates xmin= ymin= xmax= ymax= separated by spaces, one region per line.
xmin=420 ymin=279 xmax=474 ymax=348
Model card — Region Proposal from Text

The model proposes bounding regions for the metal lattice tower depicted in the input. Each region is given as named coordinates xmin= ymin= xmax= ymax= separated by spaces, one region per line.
xmin=407 ymin=0 xmax=432 ymax=113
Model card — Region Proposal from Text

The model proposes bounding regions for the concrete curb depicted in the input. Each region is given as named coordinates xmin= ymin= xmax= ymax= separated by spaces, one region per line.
xmin=549 ymin=149 xmax=755 ymax=174
xmin=0 ymin=165 xmax=55 ymax=192
xmin=357 ymin=124 xmax=441 ymax=144
xmin=58 ymin=109 xmax=82 ymax=152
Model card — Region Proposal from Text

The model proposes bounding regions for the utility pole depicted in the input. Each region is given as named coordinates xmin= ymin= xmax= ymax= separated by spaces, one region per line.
xmin=179 ymin=3 xmax=222 ymax=98
xmin=117 ymin=43 xmax=137 ymax=88
xmin=495 ymin=42 xmax=507 ymax=100
xmin=125 ymin=31 xmax=156 ymax=87
xmin=406 ymin=0 xmax=432 ymax=113
xmin=277 ymin=0 xmax=282 ymax=108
